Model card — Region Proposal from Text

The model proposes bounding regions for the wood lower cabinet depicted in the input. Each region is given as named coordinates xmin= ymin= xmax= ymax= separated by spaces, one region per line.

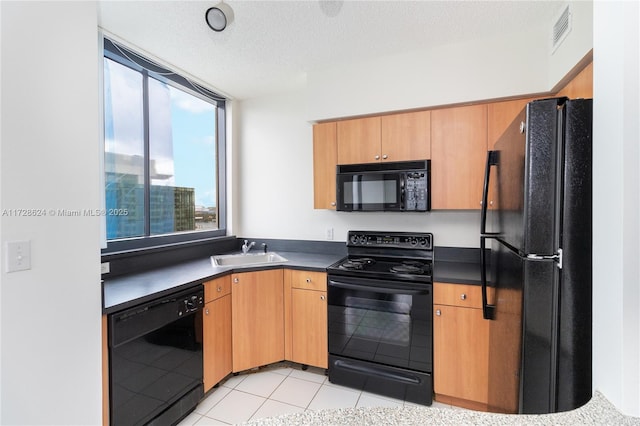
xmin=203 ymin=276 xmax=232 ymax=392
xmin=313 ymin=122 xmax=338 ymax=209
xmin=431 ymin=104 xmax=488 ymax=209
xmin=286 ymin=270 xmax=328 ymax=369
xmin=232 ymin=269 xmax=284 ymax=372
xmin=433 ymin=282 xmax=490 ymax=410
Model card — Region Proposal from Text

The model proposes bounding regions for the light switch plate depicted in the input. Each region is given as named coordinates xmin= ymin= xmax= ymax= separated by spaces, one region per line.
xmin=101 ymin=262 xmax=110 ymax=274
xmin=6 ymin=240 xmax=31 ymax=272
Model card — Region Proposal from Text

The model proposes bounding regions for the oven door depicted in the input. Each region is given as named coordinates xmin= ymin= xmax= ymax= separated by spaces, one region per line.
xmin=327 ymin=275 xmax=432 ymax=371
xmin=327 ymin=275 xmax=433 ymax=404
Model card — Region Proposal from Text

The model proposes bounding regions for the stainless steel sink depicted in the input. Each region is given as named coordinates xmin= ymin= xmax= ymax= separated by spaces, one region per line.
xmin=210 ymin=252 xmax=288 ymax=268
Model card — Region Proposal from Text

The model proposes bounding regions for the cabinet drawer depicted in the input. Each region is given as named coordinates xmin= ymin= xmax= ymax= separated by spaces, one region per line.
xmin=433 ymin=282 xmax=483 ymax=308
xmin=290 ymin=270 xmax=327 ymax=291
xmin=204 ymin=276 xmax=231 ymax=302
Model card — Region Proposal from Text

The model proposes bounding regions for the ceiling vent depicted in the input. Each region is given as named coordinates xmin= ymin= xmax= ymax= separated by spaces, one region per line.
xmin=552 ymin=4 xmax=572 ymax=54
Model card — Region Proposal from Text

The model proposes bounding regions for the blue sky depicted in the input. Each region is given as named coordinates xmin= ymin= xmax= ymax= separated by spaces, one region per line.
xmin=169 ymin=87 xmax=217 ymax=208
xmin=105 ymin=56 xmax=218 ymax=208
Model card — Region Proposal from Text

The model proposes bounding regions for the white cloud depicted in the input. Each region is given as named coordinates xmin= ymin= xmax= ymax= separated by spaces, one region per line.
xmin=169 ymin=86 xmax=216 ymax=114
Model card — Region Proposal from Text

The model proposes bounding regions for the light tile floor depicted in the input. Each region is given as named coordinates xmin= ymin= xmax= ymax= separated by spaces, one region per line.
xmin=178 ymin=362 xmax=453 ymax=425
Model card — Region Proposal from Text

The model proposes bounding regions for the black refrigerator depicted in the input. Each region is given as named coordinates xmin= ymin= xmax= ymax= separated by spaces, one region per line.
xmin=479 ymin=97 xmax=592 ymax=414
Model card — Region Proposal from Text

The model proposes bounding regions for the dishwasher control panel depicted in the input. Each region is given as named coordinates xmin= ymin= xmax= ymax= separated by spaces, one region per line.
xmin=179 ymin=293 xmax=204 ymax=316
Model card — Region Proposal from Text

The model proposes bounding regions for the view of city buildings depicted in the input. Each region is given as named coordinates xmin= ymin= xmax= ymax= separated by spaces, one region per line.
xmin=104 ymin=57 xmax=218 ymax=240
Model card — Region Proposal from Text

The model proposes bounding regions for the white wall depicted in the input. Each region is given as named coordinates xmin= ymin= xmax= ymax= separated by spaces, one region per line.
xmin=592 ymin=0 xmax=640 ymax=417
xmin=236 ymin=1 xmax=594 ymax=249
xmin=235 ymin=90 xmax=480 ymax=247
xmin=548 ymin=1 xmax=594 ymax=89
xmin=0 ymin=2 xmax=103 ymax=424
xmin=305 ymin=28 xmax=549 ymax=121
xmin=306 ymin=1 xmax=593 ymax=122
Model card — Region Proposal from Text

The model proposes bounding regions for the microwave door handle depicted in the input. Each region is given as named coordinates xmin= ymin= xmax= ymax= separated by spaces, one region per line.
xmin=481 ymin=151 xmax=499 ymax=235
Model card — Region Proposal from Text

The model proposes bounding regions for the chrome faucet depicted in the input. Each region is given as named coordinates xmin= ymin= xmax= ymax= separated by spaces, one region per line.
xmin=241 ymin=240 xmax=255 ymax=254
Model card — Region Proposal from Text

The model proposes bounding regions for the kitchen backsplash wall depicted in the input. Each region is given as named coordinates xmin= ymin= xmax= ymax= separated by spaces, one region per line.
xmin=235 ymin=90 xmax=481 ymax=248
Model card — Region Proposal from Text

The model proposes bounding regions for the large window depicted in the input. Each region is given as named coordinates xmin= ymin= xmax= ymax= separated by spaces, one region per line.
xmin=102 ymin=38 xmax=226 ymax=252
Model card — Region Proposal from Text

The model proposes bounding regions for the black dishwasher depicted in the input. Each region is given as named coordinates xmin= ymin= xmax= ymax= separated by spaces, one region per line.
xmin=108 ymin=286 xmax=204 ymax=426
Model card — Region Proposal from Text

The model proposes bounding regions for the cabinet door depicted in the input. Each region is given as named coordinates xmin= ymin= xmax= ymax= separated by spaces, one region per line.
xmin=290 ymin=269 xmax=327 ymax=292
xmin=433 ymin=304 xmax=489 ymax=407
xmin=291 ymin=288 xmax=328 ymax=368
xmin=487 ymin=98 xmax=534 ymax=150
xmin=381 ymin=110 xmax=431 ymax=161
xmin=313 ymin=122 xmax=338 ymax=210
xmin=204 ymin=275 xmax=231 ymax=303
xmin=203 ymin=294 xmax=232 ymax=391
xmin=232 ymin=269 xmax=284 ymax=372
xmin=337 ymin=116 xmax=381 ymax=164
xmin=554 ymin=61 xmax=593 ymax=99
xmin=431 ymin=104 xmax=488 ymax=209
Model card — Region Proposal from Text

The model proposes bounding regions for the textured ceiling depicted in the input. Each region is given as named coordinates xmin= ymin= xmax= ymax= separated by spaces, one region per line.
xmin=98 ymin=1 xmax=564 ymax=100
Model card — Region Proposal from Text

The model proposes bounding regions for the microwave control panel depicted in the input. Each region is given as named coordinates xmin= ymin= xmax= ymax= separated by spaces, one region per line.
xmin=404 ymin=172 xmax=428 ymax=211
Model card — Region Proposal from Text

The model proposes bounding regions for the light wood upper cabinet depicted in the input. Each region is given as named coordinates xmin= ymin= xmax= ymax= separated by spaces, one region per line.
xmin=232 ymin=269 xmax=284 ymax=372
xmin=433 ymin=282 xmax=490 ymax=410
xmin=336 ymin=112 xmax=431 ymax=165
xmin=337 ymin=116 xmax=381 ymax=164
xmin=381 ymin=110 xmax=431 ymax=161
xmin=313 ymin=122 xmax=338 ymax=210
xmin=431 ymin=104 xmax=488 ymax=209
xmin=555 ymin=61 xmax=593 ymax=99
xmin=487 ymin=98 xmax=535 ymax=150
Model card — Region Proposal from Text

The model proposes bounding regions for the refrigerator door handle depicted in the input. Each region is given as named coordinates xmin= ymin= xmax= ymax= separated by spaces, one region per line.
xmin=480 ymin=236 xmax=496 ymax=320
xmin=481 ymin=150 xmax=499 ymax=236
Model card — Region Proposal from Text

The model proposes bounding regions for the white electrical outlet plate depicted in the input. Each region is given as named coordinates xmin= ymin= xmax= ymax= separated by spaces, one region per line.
xmin=101 ymin=262 xmax=110 ymax=274
xmin=6 ymin=240 xmax=31 ymax=272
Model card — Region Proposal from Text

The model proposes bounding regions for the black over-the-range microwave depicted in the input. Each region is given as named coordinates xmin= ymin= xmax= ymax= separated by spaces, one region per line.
xmin=336 ymin=160 xmax=431 ymax=212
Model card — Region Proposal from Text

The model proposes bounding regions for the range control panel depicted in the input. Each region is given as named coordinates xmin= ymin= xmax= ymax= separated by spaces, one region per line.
xmin=347 ymin=231 xmax=433 ymax=250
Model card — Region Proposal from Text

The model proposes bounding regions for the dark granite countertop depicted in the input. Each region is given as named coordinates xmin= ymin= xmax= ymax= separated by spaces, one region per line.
xmin=433 ymin=260 xmax=483 ymax=285
xmin=102 ymin=251 xmax=344 ymax=314
xmin=103 ymin=246 xmax=487 ymax=315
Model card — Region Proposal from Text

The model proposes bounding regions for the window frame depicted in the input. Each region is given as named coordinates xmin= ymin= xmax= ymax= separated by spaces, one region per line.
xmin=101 ymin=37 xmax=227 ymax=254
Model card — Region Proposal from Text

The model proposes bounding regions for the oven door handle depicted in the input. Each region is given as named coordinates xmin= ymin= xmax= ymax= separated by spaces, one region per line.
xmin=328 ymin=279 xmax=430 ymax=295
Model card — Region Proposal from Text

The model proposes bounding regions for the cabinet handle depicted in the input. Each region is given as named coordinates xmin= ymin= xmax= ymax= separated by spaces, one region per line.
xmin=436 ymin=309 xmax=441 ymax=316
xmin=320 ymin=295 xmax=326 ymax=301
xmin=331 ymin=202 xmax=336 ymax=206
xmin=306 ymin=278 xmax=311 ymax=283
xmin=382 ymin=154 xmax=388 ymax=159
xmin=217 ymin=286 xmax=223 ymax=292
xmin=460 ymin=293 xmax=467 ymax=300
xmin=375 ymin=155 xmax=380 ymax=160
xmin=233 ymin=278 xmax=239 ymax=283
xmin=205 ymin=308 xmax=210 ymax=315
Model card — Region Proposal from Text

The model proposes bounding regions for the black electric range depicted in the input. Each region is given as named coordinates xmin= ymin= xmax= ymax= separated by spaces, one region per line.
xmin=326 ymin=231 xmax=434 ymax=405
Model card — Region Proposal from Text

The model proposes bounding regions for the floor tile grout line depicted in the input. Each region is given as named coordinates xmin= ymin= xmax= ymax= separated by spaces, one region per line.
xmin=304 ymin=381 xmax=325 ymax=411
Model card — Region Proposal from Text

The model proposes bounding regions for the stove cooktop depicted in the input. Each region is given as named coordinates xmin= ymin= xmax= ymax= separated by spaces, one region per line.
xmin=328 ymin=231 xmax=434 ymax=283
xmin=327 ymin=255 xmax=433 ymax=283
